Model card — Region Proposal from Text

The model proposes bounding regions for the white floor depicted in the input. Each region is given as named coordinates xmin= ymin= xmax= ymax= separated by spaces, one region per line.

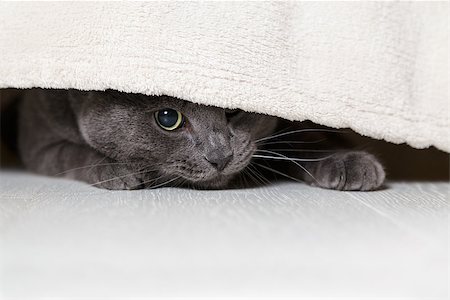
xmin=0 ymin=170 xmax=448 ymax=299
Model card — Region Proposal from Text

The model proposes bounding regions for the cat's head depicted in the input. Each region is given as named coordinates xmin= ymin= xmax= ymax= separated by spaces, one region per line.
xmin=74 ymin=91 xmax=278 ymax=188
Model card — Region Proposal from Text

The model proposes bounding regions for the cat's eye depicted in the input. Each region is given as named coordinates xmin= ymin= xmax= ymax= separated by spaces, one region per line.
xmin=155 ymin=109 xmax=184 ymax=131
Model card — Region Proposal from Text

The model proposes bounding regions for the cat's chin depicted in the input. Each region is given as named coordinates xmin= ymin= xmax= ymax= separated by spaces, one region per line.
xmin=188 ymin=175 xmax=234 ymax=190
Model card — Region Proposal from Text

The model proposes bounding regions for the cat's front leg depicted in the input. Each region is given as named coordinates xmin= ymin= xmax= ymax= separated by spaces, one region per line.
xmin=29 ymin=142 xmax=145 ymax=190
xmin=300 ymin=151 xmax=385 ymax=191
xmin=75 ymin=157 xmax=145 ymax=190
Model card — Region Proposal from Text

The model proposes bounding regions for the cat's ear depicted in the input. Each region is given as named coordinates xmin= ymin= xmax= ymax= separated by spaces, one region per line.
xmin=67 ymin=89 xmax=92 ymax=102
xmin=67 ymin=89 xmax=87 ymax=96
xmin=225 ymin=108 xmax=243 ymax=121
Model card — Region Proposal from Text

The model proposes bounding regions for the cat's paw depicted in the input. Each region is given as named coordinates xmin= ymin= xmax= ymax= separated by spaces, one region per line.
xmin=89 ymin=164 xmax=144 ymax=190
xmin=312 ymin=151 xmax=385 ymax=191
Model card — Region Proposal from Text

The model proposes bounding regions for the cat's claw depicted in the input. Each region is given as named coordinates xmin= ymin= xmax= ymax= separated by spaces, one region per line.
xmin=312 ymin=151 xmax=385 ymax=191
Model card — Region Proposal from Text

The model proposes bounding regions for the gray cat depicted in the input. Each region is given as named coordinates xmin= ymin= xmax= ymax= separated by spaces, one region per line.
xmin=18 ymin=89 xmax=385 ymax=190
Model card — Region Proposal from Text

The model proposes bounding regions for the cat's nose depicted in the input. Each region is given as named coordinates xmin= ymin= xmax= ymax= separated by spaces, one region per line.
xmin=204 ymin=152 xmax=233 ymax=172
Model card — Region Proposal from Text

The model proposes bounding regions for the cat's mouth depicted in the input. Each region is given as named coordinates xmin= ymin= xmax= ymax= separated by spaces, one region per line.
xmin=171 ymin=169 xmax=235 ymax=188
xmin=189 ymin=174 xmax=235 ymax=189
xmin=161 ymin=143 xmax=256 ymax=188
xmin=167 ymin=151 xmax=254 ymax=188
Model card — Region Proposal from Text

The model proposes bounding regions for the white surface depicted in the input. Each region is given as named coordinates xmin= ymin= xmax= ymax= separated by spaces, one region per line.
xmin=0 ymin=2 xmax=448 ymax=151
xmin=0 ymin=170 xmax=448 ymax=299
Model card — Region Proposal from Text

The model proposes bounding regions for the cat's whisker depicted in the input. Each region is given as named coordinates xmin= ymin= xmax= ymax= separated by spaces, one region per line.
xmin=240 ymin=168 xmax=254 ymax=188
xmin=244 ymin=167 xmax=260 ymax=186
xmin=253 ymin=154 xmax=333 ymax=162
xmin=263 ymin=148 xmax=338 ymax=153
xmin=241 ymin=169 xmax=251 ymax=188
xmin=136 ymin=172 xmax=168 ymax=188
xmin=252 ymin=149 xmax=318 ymax=183
xmin=240 ymin=169 xmax=251 ymax=186
xmin=145 ymin=176 xmax=180 ymax=189
xmin=257 ymin=139 xmax=327 ymax=146
xmin=89 ymin=168 xmax=152 ymax=188
xmin=255 ymin=128 xmax=344 ymax=143
xmin=253 ymin=162 xmax=305 ymax=185
xmin=255 ymin=149 xmax=334 ymax=159
xmin=168 ymin=176 xmax=187 ymax=189
xmin=177 ymin=178 xmax=189 ymax=189
xmin=54 ymin=162 xmax=138 ymax=176
xmin=256 ymin=149 xmax=333 ymax=160
xmin=244 ymin=168 xmax=261 ymax=187
xmin=238 ymin=171 xmax=245 ymax=188
xmin=262 ymin=126 xmax=294 ymax=140
xmin=247 ymin=164 xmax=270 ymax=186
xmin=252 ymin=169 xmax=268 ymax=186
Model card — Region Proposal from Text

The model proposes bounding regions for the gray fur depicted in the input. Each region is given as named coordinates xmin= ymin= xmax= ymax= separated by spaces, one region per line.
xmin=18 ymin=89 xmax=385 ymax=191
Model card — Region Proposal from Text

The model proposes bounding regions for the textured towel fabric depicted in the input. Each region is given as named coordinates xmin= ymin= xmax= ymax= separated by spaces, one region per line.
xmin=0 ymin=2 xmax=448 ymax=151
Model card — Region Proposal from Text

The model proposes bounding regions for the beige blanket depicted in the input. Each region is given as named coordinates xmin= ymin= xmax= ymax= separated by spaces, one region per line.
xmin=0 ymin=2 xmax=448 ymax=151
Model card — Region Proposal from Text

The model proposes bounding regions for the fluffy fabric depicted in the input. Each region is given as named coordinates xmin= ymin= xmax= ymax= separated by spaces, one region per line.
xmin=0 ymin=2 xmax=448 ymax=151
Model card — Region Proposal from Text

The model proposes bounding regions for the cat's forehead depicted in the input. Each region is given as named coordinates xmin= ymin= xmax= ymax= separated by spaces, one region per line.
xmin=153 ymin=96 xmax=225 ymax=115
xmin=149 ymin=96 xmax=187 ymax=109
